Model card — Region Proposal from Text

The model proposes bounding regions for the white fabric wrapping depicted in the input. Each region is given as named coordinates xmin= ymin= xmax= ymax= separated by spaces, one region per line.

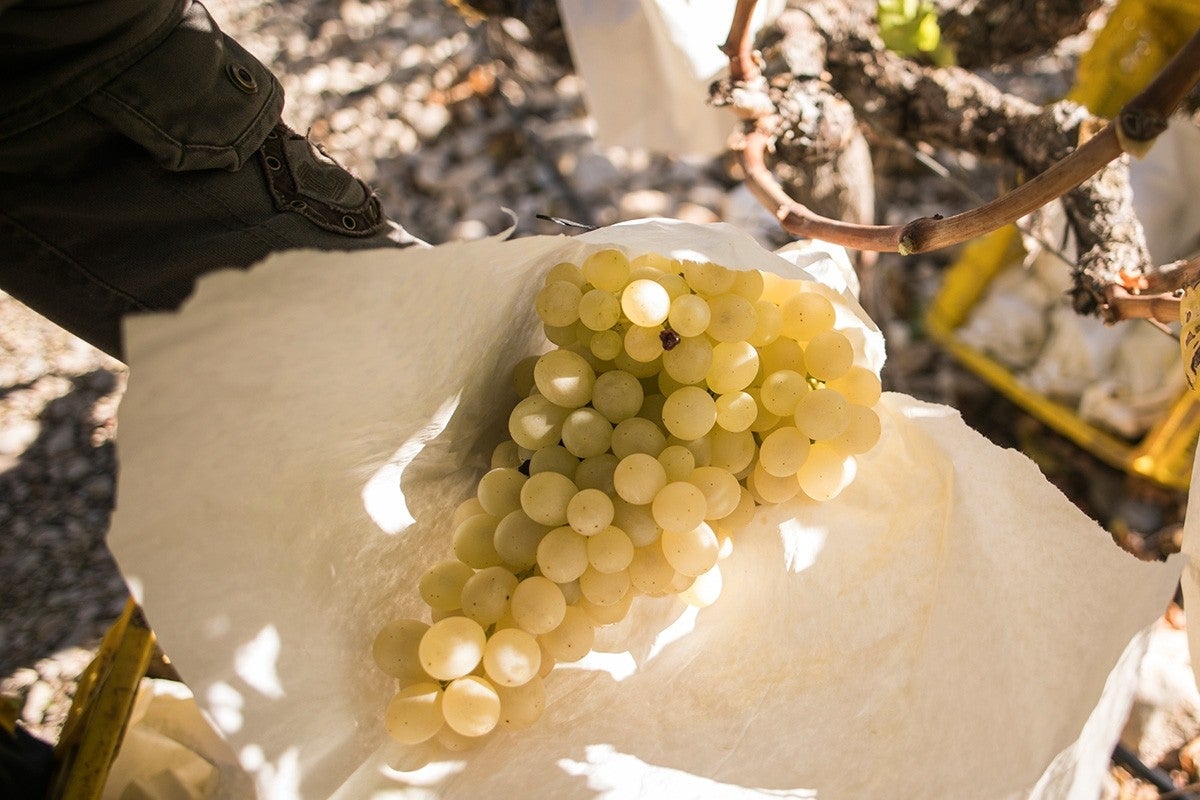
xmin=556 ymin=1 xmax=785 ymax=155
xmin=106 ymin=220 xmax=1180 ymax=798
xmin=102 ymin=679 xmax=251 ymax=800
xmin=1129 ymin=116 xmax=1200 ymax=264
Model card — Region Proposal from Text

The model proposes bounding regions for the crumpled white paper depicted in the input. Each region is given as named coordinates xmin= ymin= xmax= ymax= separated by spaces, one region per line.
xmin=956 ymin=265 xmax=1057 ymax=370
xmin=1079 ymin=321 xmax=1189 ymax=438
xmin=107 ymin=220 xmax=1181 ymax=799
xmin=956 ymin=115 xmax=1200 ymax=438
xmin=101 ymin=679 xmax=250 ymax=800
xmin=556 ymin=1 xmax=785 ymax=155
xmin=1130 ymin=115 xmax=1200 ymax=264
xmin=1020 ymin=305 xmax=1127 ymax=403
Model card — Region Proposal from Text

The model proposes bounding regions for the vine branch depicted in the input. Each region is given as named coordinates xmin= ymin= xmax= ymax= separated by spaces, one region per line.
xmin=721 ymin=1 xmax=1200 ymax=267
xmin=897 ymin=125 xmax=1121 ymax=254
xmin=1104 ymin=256 xmax=1200 ymax=324
xmin=721 ymin=0 xmax=762 ymax=83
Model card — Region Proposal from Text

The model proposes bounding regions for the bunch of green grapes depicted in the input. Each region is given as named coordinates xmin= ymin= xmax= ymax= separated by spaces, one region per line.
xmin=373 ymin=248 xmax=883 ymax=748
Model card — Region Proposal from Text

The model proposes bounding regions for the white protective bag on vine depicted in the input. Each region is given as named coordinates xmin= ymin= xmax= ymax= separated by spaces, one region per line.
xmin=106 ymin=220 xmax=1180 ymax=799
xmin=556 ymin=1 xmax=786 ymax=155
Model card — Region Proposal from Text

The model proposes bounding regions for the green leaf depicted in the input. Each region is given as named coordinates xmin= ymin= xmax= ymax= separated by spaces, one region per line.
xmin=915 ymin=11 xmax=941 ymax=53
xmin=877 ymin=0 xmax=953 ymax=64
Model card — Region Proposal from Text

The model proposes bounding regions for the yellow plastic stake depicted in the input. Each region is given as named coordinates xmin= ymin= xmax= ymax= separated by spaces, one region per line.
xmin=48 ymin=599 xmax=156 ymax=800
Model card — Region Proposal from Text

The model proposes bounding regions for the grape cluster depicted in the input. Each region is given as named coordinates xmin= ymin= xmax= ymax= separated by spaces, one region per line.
xmin=374 ymin=248 xmax=882 ymax=748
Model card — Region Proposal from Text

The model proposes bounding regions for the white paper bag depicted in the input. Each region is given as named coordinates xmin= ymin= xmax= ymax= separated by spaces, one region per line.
xmin=107 ymin=220 xmax=1180 ymax=798
xmin=556 ymin=1 xmax=785 ymax=155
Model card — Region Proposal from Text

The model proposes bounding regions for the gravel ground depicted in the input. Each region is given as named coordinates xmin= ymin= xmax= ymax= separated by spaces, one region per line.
xmin=0 ymin=0 xmax=1191 ymax=794
xmin=0 ymin=296 xmax=128 ymax=742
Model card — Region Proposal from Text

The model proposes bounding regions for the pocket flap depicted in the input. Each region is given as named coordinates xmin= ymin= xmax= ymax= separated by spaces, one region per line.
xmin=82 ymin=2 xmax=283 ymax=171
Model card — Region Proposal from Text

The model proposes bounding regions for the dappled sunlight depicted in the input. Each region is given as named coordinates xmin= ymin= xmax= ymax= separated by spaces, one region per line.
xmin=253 ymin=746 xmax=302 ymax=800
xmin=555 ymin=649 xmax=639 ymax=681
xmin=381 ymin=756 xmax=468 ymax=787
xmin=557 ymin=744 xmax=820 ymax=799
xmin=202 ymin=612 xmax=233 ymax=640
xmin=205 ymin=681 xmax=245 ymax=735
xmin=234 ymin=624 xmax=286 ymax=700
xmin=557 ymin=602 xmax=699 ymax=680
xmin=363 ymin=392 xmax=464 ymax=534
xmin=779 ymin=523 xmax=829 ymax=575
xmin=643 ymin=604 xmax=698 ymax=664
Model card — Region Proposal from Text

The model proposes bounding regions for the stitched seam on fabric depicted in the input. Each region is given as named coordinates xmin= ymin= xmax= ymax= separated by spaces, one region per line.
xmin=178 ymin=167 xmax=296 ymax=252
xmin=91 ymin=80 xmax=279 ymax=156
xmin=0 ymin=209 xmax=153 ymax=311
xmin=258 ymin=126 xmax=386 ymax=237
xmin=152 ymin=134 xmax=302 ymax=251
xmin=228 ymin=80 xmax=282 ymax=152
xmin=191 ymin=184 xmax=296 ymax=251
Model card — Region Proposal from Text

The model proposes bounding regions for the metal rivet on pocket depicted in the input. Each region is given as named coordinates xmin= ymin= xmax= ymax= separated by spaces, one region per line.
xmin=342 ymin=215 xmax=358 ymax=230
xmin=227 ymin=63 xmax=258 ymax=93
xmin=264 ymin=155 xmax=282 ymax=170
xmin=290 ymin=200 xmax=307 ymax=210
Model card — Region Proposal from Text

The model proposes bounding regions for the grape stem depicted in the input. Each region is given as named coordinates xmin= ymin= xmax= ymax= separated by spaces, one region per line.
xmin=720 ymin=0 xmax=762 ymax=84
xmin=721 ymin=0 xmax=1200 ymax=271
xmin=1104 ymin=287 xmax=1181 ymax=327
xmin=1099 ymin=254 xmax=1200 ymax=324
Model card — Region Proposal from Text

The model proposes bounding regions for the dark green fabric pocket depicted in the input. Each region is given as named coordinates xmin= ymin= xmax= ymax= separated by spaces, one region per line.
xmin=81 ymin=0 xmax=283 ymax=172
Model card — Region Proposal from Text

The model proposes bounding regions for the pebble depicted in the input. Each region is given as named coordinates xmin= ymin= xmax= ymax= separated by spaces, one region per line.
xmin=686 ymin=183 xmax=727 ymax=212
xmin=722 ymin=183 xmax=789 ymax=247
xmin=441 ymin=159 xmax=495 ymax=205
xmin=0 ymin=420 xmax=39 ymax=455
xmin=404 ymin=101 xmax=450 ymax=140
xmin=618 ymin=189 xmax=672 ymax=220
xmin=449 ymin=219 xmax=491 ymax=240
xmin=570 ymin=152 xmax=621 ymax=198
xmin=537 ymin=117 xmax=594 ymax=144
xmin=675 ymin=201 xmax=721 ymax=225
xmin=462 ymin=201 xmax=510 ymax=231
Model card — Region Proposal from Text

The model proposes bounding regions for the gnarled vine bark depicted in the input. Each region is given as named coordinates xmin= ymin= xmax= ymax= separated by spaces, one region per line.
xmin=457 ymin=0 xmax=1200 ymax=323
xmin=719 ymin=0 xmax=1200 ymax=323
